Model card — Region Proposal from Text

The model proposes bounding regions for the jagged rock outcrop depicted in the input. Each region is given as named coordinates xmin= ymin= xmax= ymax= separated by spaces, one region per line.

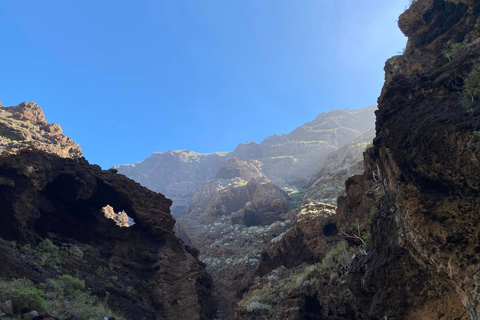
xmin=0 ymin=150 xmax=213 ymax=320
xmin=256 ymin=203 xmax=341 ymax=277
xmin=234 ymin=196 xmax=375 ymax=320
xmin=186 ymin=158 xmax=289 ymax=226
xmin=0 ymin=102 xmax=82 ymax=158
xmin=116 ymin=107 xmax=376 ymax=218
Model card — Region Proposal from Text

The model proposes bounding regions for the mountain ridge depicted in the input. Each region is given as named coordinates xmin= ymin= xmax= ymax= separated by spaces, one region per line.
xmin=116 ymin=106 xmax=376 ymax=218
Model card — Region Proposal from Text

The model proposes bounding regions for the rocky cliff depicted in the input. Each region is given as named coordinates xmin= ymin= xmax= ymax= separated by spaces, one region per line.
xmin=0 ymin=102 xmax=82 ymax=158
xmin=0 ymin=104 xmax=213 ymax=320
xmin=116 ymin=106 xmax=376 ymax=218
xmin=350 ymin=0 xmax=480 ymax=317
xmin=236 ymin=0 xmax=480 ymax=319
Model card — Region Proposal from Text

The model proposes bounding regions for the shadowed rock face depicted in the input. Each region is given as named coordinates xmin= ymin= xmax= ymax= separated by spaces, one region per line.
xmin=236 ymin=1 xmax=480 ymax=319
xmin=0 ymin=150 xmax=213 ymax=320
xmin=348 ymin=0 xmax=480 ymax=318
xmin=256 ymin=203 xmax=341 ymax=277
xmin=0 ymin=102 xmax=82 ymax=158
xmin=116 ymin=107 xmax=376 ymax=218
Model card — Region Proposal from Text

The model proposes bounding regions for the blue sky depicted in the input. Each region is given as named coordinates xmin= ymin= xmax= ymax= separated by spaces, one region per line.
xmin=0 ymin=0 xmax=409 ymax=169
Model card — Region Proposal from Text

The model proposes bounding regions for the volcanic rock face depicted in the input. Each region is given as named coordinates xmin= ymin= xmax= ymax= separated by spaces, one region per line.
xmin=0 ymin=150 xmax=213 ymax=320
xmin=256 ymin=203 xmax=341 ymax=277
xmin=0 ymin=102 xmax=82 ymax=158
xmin=186 ymin=158 xmax=289 ymax=226
xmin=348 ymin=0 xmax=480 ymax=318
xmin=116 ymin=107 xmax=376 ymax=218
xmin=237 ymin=0 xmax=480 ymax=319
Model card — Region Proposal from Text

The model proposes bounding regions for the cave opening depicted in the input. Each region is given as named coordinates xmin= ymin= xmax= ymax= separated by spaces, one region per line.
xmin=323 ymin=223 xmax=338 ymax=236
xmin=243 ymin=209 xmax=260 ymax=227
xmin=303 ymin=296 xmax=324 ymax=320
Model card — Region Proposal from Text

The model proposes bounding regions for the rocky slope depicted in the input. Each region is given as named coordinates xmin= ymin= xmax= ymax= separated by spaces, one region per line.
xmin=176 ymin=158 xmax=291 ymax=319
xmin=116 ymin=106 xmax=376 ymax=218
xmin=0 ymin=102 xmax=82 ymax=158
xmin=237 ymin=0 xmax=480 ymax=319
xmin=0 ymin=104 xmax=213 ymax=320
xmin=170 ymin=111 xmax=376 ymax=319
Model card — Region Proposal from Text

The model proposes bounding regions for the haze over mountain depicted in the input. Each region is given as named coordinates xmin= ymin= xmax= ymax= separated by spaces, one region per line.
xmin=116 ymin=105 xmax=376 ymax=217
xmin=3 ymin=1 xmax=480 ymax=320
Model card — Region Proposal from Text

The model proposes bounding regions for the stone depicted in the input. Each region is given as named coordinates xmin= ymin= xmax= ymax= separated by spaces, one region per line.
xmin=1 ymin=300 xmax=13 ymax=315
xmin=22 ymin=310 xmax=39 ymax=319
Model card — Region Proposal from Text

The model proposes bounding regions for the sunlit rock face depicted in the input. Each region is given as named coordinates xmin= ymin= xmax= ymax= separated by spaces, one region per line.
xmin=0 ymin=149 xmax=213 ymax=320
xmin=0 ymin=102 xmax=82 ymax=158
xmin=116 ymin=106 xmax=376 ymax=218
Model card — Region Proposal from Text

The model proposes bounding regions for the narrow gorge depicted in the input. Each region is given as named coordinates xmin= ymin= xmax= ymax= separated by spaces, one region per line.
xmin=1 ymin=0 xmax=480 ymax=319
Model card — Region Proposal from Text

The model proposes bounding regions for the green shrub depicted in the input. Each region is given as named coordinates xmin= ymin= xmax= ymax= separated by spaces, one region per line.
xmin=443 ymin=43 xmax=464 ymax=61
xmin=449 ymin=43 xmax=464 ymax=56
xmin=0 ymin=275 xmax=125 ymax=320
xmin=461 ymin=60 xmax=480 ymax=108
xmin=363 ymin=232 xmax=372 ymax=251
xmin=37 ymin=239 xmax=57 ymax=252
xmin=10 ymin=278 xmax=47 ymax=312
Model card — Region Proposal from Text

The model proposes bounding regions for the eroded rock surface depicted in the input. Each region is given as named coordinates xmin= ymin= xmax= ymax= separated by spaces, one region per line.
xmin=115 ymin=150 xmax=231 ymax=218
xmin=0 ymin=102 xmax=82 ymax=158
xmin=0 ymin=150 xmax=213 ymax=320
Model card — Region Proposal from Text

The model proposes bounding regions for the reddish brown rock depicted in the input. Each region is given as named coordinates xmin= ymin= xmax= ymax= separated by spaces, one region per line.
xmin=347 ymin=0 xmax=480 ymax=318
xmin=0 ymin=102 xmax=82 ymax=159
xmin=237 ymin=1 xmax=480 ymax=319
